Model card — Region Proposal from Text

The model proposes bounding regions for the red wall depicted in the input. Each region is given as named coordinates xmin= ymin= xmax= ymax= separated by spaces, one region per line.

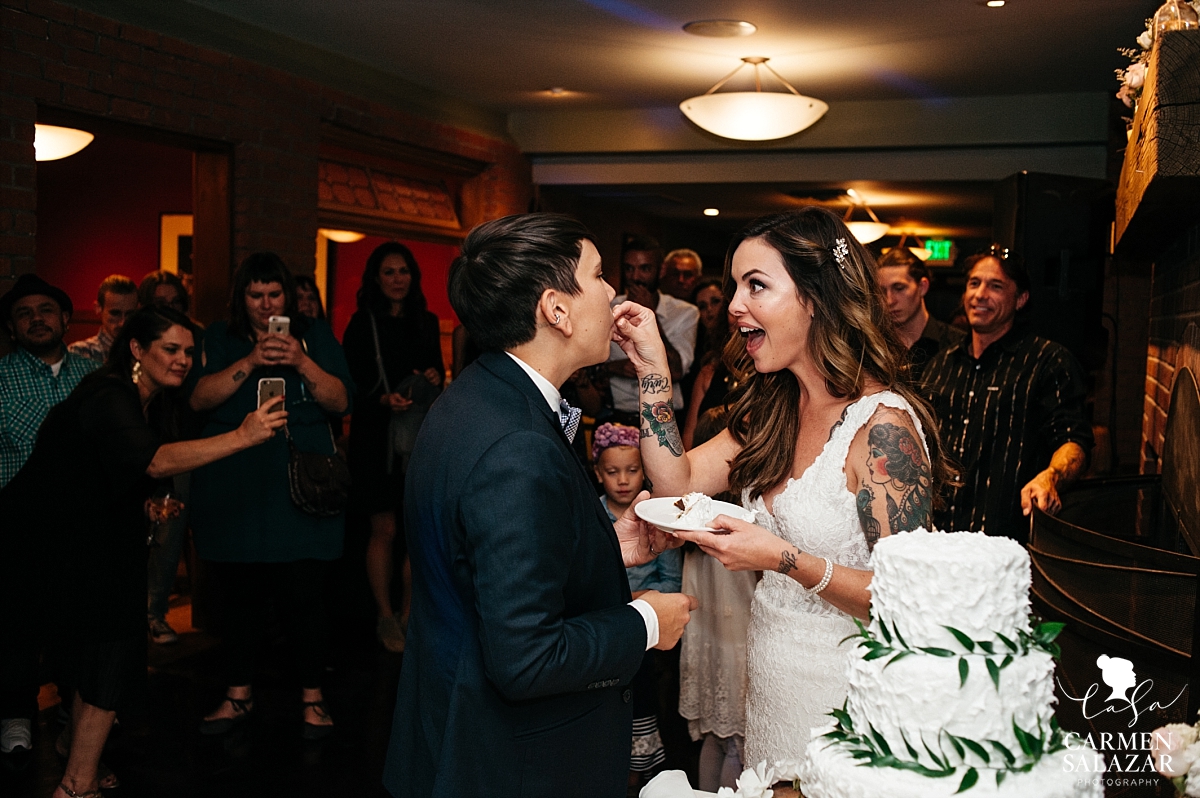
xmin=36 ymin=134 xmax=192 ymax=340
xmin=328 ymin=235 xmax=459 ymax=341
xmin=1 ymin=0 xmax=532 ymax=297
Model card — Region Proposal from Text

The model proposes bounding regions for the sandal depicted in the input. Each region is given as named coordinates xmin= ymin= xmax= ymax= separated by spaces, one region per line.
xmin=198 ymin=696 xmax=253 ymax=736
xmin=301 ymin=700 xmax=334 ymax=740
xmin=54 ymin=728 xmax=120 ymax=791
xmin=56 ymin=783 xmax=103 ymax=798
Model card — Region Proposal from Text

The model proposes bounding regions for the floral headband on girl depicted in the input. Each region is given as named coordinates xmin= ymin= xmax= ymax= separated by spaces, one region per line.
xmin=592 ymin=422 xmax=640 ymax=461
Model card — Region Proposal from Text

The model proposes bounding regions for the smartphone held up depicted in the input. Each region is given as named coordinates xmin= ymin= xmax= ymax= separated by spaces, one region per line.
xmin=258 ymin=377 xmax=286 ymax=409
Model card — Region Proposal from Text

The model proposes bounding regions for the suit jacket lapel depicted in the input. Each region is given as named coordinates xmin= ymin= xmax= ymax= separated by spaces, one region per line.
xmin=478 ymin=352 xmax=624 ymax=560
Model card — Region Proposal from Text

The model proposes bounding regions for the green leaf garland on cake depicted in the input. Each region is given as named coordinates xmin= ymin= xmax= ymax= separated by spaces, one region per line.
xmin=841 ymin=615 xmax=1064 ymax=694
xmin=817 ymin=699 xmax=1069 ymax=788
xmin=823 ymin=613 xmax=1069 ymax=790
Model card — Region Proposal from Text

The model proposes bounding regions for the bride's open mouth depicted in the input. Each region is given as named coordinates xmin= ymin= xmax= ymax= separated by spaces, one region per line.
xmin=739 ymin=325 xmax=765 ymax=353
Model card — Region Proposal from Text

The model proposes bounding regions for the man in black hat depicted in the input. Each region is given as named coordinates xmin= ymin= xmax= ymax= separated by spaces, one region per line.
xmin=0 ymin=273 xmax=97 ymax=769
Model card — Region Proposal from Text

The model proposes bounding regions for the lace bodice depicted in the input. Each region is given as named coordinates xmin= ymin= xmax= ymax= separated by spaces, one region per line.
xmin=744 ymin=390 xmax=926 ymax=618
xmin=742 ymin=390 xmax=928 ymax=769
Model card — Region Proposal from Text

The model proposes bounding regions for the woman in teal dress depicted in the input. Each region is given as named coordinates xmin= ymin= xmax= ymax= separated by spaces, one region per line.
xmin=189 ymin=252 xmax=353 ymax=739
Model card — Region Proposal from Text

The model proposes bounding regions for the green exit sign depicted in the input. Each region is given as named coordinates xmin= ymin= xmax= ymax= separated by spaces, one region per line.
xmin=927 ymin=239 xmax=953 ymax=262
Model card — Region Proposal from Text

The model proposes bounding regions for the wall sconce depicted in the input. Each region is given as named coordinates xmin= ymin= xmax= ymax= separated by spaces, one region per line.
xmin=34 ymin=124 xmax=94 ymax=161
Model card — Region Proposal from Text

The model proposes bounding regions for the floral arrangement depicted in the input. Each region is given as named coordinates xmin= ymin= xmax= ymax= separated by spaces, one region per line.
xmin=1151 ymin=715 xmax=1200 ymax=795
xmin=1116 ymin=3 xmax=1200 ymax=107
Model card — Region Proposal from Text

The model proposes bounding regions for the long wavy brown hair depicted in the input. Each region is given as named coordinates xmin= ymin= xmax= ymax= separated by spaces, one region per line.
xmin=722 ymin=207 xmax=953 ymax=506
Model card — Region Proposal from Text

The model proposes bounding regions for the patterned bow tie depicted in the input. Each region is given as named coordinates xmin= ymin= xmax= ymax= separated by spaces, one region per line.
xmin=558 ymin=399 xmax=582 ymax=444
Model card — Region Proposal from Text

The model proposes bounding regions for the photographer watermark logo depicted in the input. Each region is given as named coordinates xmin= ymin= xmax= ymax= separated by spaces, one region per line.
xmin=1058 ymin=654 xmax=1188 ymax=787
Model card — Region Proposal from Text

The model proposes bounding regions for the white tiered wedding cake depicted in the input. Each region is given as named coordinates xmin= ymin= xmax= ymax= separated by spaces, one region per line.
xmin=800 ymin=530 xmax=1104 ymax=797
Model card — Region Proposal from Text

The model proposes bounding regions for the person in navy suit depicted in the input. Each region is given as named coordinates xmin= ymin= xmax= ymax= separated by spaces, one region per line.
xmin=383 ymin=214 xmax=697 ymax=797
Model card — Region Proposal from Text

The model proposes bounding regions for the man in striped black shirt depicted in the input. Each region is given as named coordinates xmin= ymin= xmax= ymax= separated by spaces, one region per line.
xmin=922 ymin=250 xmax=1093 ymax=544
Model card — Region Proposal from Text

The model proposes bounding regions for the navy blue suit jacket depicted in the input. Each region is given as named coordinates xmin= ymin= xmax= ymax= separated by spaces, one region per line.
xmin=383 ymin=351 xmax=647 ymax=797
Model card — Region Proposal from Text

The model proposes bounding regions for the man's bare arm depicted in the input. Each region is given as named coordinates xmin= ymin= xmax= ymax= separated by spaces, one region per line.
xmin=1020 ymin=441 xmax=1087 ymax=516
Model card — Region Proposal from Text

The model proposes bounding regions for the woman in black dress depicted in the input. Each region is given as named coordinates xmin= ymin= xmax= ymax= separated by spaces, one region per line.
xmin=0 ymin=306 xmax=285 ymax=798
xmin=341 ymin=242 xmax=443 ymax=652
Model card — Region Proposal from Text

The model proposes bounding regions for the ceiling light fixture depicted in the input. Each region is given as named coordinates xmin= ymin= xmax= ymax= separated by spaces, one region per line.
xmin=34 ymin=124 xmax=94 ymax=161
xmin=985 ymin=0 xmax=1005 ymax=6
xmin=680 ymin=57 xmax=828 ymax=142
xmin=703 ymin=208 xmax=720 ymax=216
xmin=842 ymin=190 xmax=889 ymax=244
xmin=547 ymin=87 xmax=568 ymax=96
xmin=882 ymin=233 xmax=932 ymax=261
xmin=318 ymin=228 xmax=366 ymax=244
xmin=682 ymin=19 xmax=757 ymax=37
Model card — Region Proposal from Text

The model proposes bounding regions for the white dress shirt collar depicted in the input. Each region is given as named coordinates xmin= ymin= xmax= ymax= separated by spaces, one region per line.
xmin=505 ymin=351 xmax=562 ymax=414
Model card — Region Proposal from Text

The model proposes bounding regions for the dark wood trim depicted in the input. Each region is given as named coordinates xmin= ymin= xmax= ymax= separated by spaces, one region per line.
xmin=320 ymin=123 xmax=490 ymax=179
xmin=318 ymin=209 xmax=466 ymax=245
xmin=192 ymin=152 xmax=233 ymax=325
xmin=38 ymin=106 xmax=231 ymax=155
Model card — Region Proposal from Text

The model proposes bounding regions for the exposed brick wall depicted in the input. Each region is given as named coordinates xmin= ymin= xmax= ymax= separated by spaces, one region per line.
xmin=0 ymin=0 xmax=531 ymax=281
xmin=1141 ymin=222 xmax=1200 ymax=473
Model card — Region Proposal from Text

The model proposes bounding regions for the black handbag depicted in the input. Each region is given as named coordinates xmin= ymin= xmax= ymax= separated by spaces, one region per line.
xmin=368 ymin=312 xmax=442 ymax=474
xmin=284 ymin=424 xmax=351 ymax=517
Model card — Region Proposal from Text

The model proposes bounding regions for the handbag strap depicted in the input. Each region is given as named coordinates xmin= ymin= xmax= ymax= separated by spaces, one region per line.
xmin=280 ymin=422 xmax=338 ymax=454
xmin=367 ymin=311 xmax=391 ymax=396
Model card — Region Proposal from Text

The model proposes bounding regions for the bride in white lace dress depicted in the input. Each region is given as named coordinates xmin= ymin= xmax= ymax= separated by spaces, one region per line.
xmin=612 ymin=207 xmax=951 ymax=774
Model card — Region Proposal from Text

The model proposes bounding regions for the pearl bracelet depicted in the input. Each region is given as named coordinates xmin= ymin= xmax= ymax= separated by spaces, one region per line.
xmin=804 ymin=556 xmax=834 ymax=595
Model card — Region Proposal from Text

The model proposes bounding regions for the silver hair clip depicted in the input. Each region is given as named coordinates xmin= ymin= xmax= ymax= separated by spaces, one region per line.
xmin=833 ymin=238 xmax=849 ymax=268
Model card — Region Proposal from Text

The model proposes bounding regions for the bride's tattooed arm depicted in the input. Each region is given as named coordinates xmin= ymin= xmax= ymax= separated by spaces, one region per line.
xmin=853 ymin=408 xmax=932 ymax=550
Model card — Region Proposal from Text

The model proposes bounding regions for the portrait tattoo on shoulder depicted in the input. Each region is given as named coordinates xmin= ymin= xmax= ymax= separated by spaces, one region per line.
xmin=641 ymin=400 xmax=683 ymax=457
xmin=856 ymin=485 xmax=882 ymax=552
xmin=640 ymin=373 xmax=670 ymax=395
xmin=863 ymin=421 xmax=932 ymax=536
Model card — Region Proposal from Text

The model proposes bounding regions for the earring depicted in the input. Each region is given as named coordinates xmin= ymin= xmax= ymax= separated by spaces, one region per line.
xmin=131 ymin=360 xmax=142 ymax=384
xmin=551 ymin=314 xmax=561 ymax=325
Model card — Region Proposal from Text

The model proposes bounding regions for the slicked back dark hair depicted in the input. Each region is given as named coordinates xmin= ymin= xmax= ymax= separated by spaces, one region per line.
xmin=448 ymin=213 xmax=594 ymax=352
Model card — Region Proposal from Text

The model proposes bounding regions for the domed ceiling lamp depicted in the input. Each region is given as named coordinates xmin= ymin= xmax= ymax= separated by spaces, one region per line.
xmin=34 ymin=124 xmax=94 ymax=161
xmin=882 ymin=232 xmax=932 ymax=261
xmin=679 ymin=57 xmax=828 ymax=142
xmin=842 ymin=190 xmax=889 ymax=244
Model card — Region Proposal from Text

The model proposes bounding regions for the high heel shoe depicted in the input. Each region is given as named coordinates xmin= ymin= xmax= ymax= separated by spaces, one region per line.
xmin=198 ymin=696 xmax=253 ymax=735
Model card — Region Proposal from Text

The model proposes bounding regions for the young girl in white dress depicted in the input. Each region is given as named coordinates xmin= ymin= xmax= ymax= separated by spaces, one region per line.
xmin=611 ymin=206 xmax=952 ymax=773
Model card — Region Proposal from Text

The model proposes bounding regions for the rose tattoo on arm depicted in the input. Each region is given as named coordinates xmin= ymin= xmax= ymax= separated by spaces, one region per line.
xmin=641 ymin=400 xmax=683 ymax=457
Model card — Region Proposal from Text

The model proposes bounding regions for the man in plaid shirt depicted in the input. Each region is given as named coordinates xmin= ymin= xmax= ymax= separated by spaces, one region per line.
xmin=0 ymin=273 xmax=97 ymax=770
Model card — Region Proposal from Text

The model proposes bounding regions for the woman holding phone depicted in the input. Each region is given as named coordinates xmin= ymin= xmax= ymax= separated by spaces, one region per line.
xmin=0 ymin=306 xmax=286 ymax=798
xmin=189 ymin=252 xmax=353 ymax=739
